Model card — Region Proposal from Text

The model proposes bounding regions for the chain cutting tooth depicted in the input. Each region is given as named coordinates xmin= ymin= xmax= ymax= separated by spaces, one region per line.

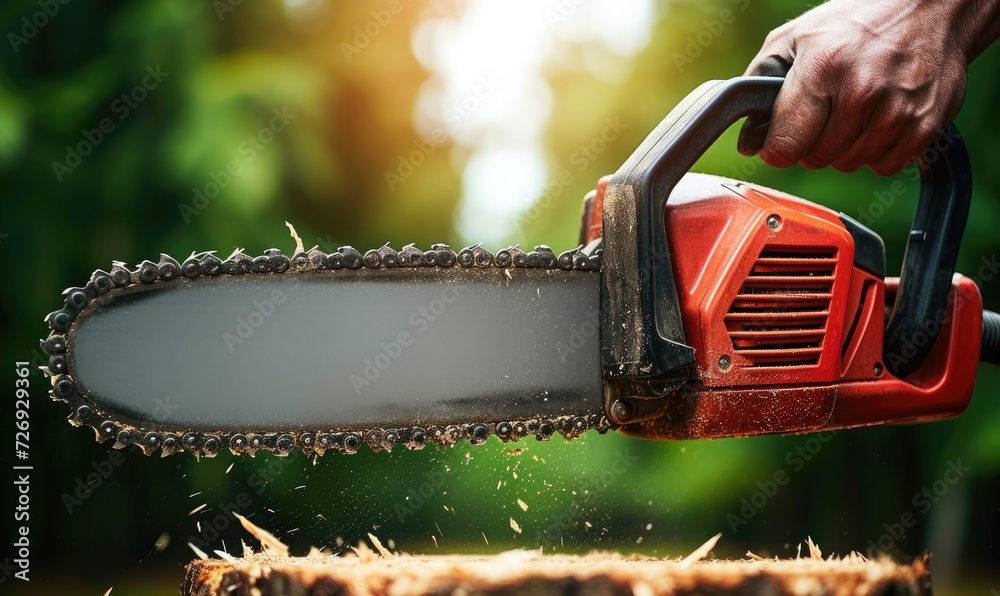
xmin=157 ymin=254 xmax=181 ymax=280
xmin=264 ymin=248 xmax=290 ymax=273
xmin=136 ymin=260 xmax=158 ymax=283
xmin=161 ymin=434 xmax=180 ymax=457
xmin=140 ymin=432 xmax=162 ymax=455
xmin=201 ymin=434 xmax=222 ymax=457
xmin=495 ymin=247 xmax=513 ymax=267
xmin=363 ymin=247 xmax=382 ymax=268
xmin=430 ymin=243 xmax=456 ymax=267
xmin=297 ymin=432 xmax=316 ymax=454
xmin=247 ymin=434 xmax=265 ymax=456
xmin=182 ymin=254 xmax=202 ymax=277
xmin=558 ymin=248 xmax=577 ymax=270
xmin=399 ymin=244 xmax=423 ymax=266
xmin=115 ymin=428 xmax=137 ymax=449
xmin=229 ymin=434 xmax=249 ymax=455
xmin=291 ymin=250 xmax=310 ymax=270
xmin=509 ymin=245 xmax=528 ymax=267
xmin=536 ymin=245 xmax=557 ymax=268
xmin=91 ymin=269 xmax=114 ymax=294
xmin=200 ymin=252 xmax=224 ymax=275
xmin=378 ymin=243 xmax=400 ymax=267
xmin=97 ymin=420 xmax=118 ymax=442
xmin=222 ymin=249 xmax=247 ymax=275
xmin=343 ymin=433 xmax=362 ymax=454
xmin=47 ymin=354 xmax=67 ymax=375
xmin=301 ymin=248 xmax=327 ymax=270
xmin=110 ymin=261 xmax=132 ymax=286
xmin=336 ymin=246 xmax=362 ymax=269
xmin=64 ymin=286 xmax=92 ymax=310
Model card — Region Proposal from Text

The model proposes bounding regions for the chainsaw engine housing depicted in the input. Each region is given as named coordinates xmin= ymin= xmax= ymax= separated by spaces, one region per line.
xmin=584 ymin=172 xmax=981 ymax=440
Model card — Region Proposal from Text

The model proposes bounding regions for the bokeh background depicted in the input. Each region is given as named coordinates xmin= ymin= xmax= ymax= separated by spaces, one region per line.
xmin=1 ymin=0 xmax=998 ymax=593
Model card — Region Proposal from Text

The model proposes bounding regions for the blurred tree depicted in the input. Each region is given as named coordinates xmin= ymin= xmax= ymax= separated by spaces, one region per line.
xmin=0 ymin=0 xmax=997 ymax=593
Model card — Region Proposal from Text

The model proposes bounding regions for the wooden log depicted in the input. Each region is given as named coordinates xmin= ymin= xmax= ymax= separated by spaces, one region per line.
xmin=183 ymin=536 xmax=932 ymax=596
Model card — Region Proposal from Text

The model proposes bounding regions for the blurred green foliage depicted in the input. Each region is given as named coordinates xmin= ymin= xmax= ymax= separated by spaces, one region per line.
xmin=1 ymin=0 xmax=998 ymax=593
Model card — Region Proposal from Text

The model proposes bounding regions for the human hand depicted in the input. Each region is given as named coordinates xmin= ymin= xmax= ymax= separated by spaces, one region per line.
xmin=739 ymin=0 xmax=997 ymax=176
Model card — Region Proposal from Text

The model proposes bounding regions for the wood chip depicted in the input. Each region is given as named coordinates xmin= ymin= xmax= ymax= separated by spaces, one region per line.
xmin=234 ymin=513 xmax=289 ymax=555
xmin=286 ymin=221 xmax=304 ymax=254
xmin=154 ymin=533 xmax=170 ymax=552
xmin=517 ymin=499 xmax=528 ymax=511
xmin=680 ymin=533 xmax=721 ymax=567
xmin=188 ymin=542 xmax=209 ymax=560
xmin=367 ymin=534 xmax=393 ymax=558
xmin=806 ymin=537 xmax=823 ymax=560
xmin=510 ymin=518 xmax=522 ymax=534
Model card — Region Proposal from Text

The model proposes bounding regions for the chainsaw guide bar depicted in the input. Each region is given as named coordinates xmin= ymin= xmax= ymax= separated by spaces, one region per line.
xmin=41 ymin=242 xmax=610 ymax=458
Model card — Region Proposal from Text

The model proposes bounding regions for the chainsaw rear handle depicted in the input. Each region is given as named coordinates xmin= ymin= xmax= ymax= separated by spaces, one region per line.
xmin=601 ymin=67 xmax=977 ymax=392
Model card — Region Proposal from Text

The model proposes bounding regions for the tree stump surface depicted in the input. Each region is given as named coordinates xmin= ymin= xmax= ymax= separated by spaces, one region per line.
xmin=183 ymin=547 xmax=931 ymax=596
xmin=181 ymin=516 xmax=931 ymax=595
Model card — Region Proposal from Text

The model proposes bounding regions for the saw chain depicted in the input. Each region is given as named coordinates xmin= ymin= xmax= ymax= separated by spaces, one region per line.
xmin=41 ymin=241 xmax=610 ymax=458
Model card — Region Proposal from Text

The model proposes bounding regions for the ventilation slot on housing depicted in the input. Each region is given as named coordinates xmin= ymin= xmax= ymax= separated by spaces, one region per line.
xmin=724 ymin=247 xmax=837 ymax=367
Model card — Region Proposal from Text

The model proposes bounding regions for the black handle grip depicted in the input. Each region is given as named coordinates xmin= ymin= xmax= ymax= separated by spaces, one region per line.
xmin=983 ymin=310 xmax=1000 ymax=365
xmin=883 ymin=125 xmax=972 ymax=377
xmin=601 ymin=76 xmax=784 ymax=382
xmin=600 ymin=70 xmax=973 ymax=386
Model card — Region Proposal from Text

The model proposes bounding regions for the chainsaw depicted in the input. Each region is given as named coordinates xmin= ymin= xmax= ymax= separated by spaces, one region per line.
xmin=40 ymin=72 xmax=1000 ymax=458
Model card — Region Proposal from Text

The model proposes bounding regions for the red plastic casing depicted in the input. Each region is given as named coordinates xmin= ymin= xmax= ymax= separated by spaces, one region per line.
xmin=585 ymin=173 xmax=981 ymax=439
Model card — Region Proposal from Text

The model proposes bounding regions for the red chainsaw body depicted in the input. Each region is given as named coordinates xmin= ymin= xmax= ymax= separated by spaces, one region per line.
xmin=585 ymin=173 xmax=981 ymax=440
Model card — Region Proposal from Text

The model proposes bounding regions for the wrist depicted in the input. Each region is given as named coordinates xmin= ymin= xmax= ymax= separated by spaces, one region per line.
xmin=939 ymin=0 xmax=1000 ymax=63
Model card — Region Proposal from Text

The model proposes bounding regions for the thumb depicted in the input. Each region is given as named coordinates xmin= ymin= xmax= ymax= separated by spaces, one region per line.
xmin=737 ymin=54 xmax=793 ymax=157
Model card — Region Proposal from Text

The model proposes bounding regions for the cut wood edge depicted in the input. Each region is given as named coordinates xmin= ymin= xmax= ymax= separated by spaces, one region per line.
xmin=181 ymin=520 xmax=932 ymax=596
